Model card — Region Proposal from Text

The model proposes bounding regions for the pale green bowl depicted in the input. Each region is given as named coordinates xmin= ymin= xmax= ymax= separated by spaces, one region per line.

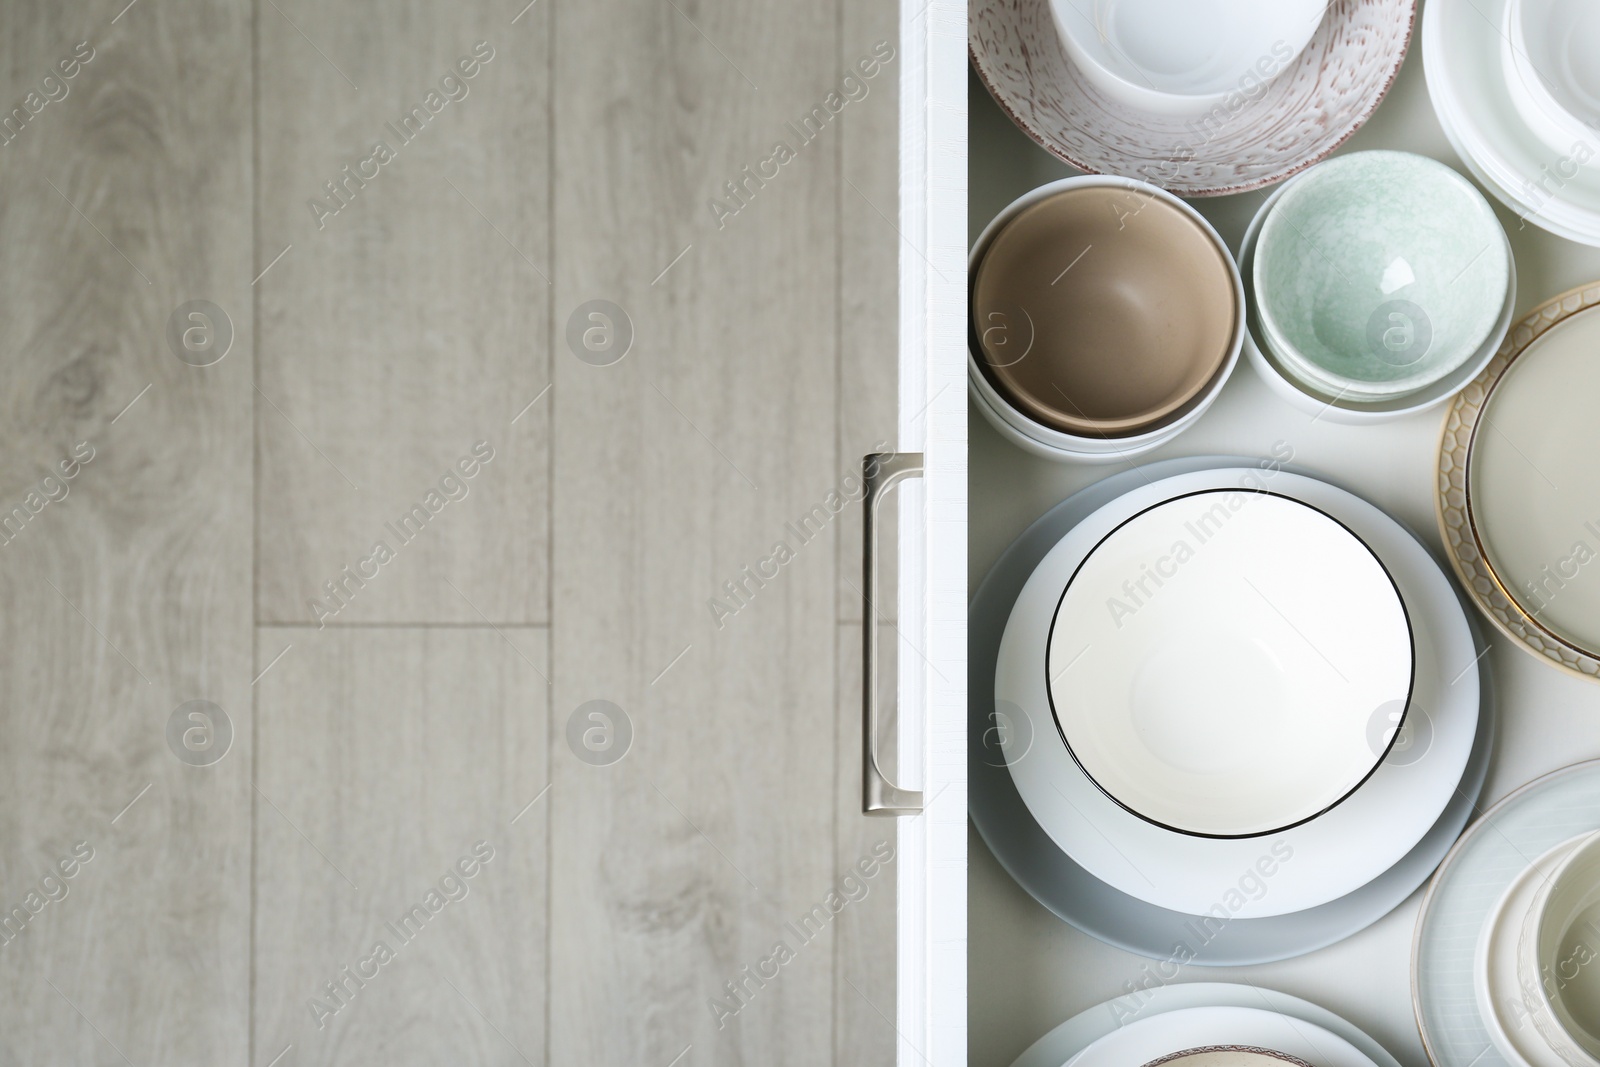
xmin=1253 ymin=151 xmax=1510 ymax=401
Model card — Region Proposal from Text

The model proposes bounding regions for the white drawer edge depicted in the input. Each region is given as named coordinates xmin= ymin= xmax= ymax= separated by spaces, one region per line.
xmin=897 ymin=0 xmax=967 ymax=1065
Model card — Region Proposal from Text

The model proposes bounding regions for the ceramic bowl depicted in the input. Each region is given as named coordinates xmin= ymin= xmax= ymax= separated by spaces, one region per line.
xmin=1047 ymin=0 xmax=1327 ymax=117
xmin=971 ymin=0 xmax=1416 ymax=197
xmin=1504 ymin=0 xmax=1600 ymax=155
xmin=1240 ymin=169 xmax=1516 ymax=423
xmin=1046 ymin=487 xmax=1415 ymax=838
xmin=1520 ymin=830 xmax=1600 ymax=1063
xmin=1253 ymin=152 xmax=1510 ymax=402
xmin=968 ymin=176 xmax=1243 ymax=461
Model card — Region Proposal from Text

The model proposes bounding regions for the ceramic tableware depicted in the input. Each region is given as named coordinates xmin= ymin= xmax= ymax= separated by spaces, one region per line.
xmin=971 ymin=0 xmax=1414 ymax=197
xmin=1241 ymin=171 xmax=1516 ymax=423
xmin=1047 ymin=490 xmax=1413 ymax=838
xmin=971 ymin=457 xmax=1492 ymax=965
xmin=1067 ymin=1006 xmax=1380 ymax=1067
xmin=1047 ymin=0 xmax=1326 ymax=117
xmin=969 ymin=176 xmax=1243 ymax=461
xmin=1010 ymin=982 xmax=1406 ymax=1067
xmin=992 ymin=466 xmax=1480 ymax=919
xmin=1414 ymin=761 xmax=1600 ymax=1067
xmin=1474 ymin=836 xmax=1586 ymax=1067
xmin=1141 ymin=1049 xmax=1317 ymax=1067
xmin=1504 ymin=0 xmax=1600 ymax=155
xmin=1522 ymin=831 xmax=1600 ymax=1063
xmin=1253 ymin=152 xmax=1510 ymax=402
xmin=1424 ymin=0 xmax=1600 ymax=245
xmin=1439 ymin=283 xmax=1600 ymax=680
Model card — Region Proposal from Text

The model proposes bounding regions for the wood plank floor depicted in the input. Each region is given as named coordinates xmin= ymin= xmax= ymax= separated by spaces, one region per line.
xmin=0 ymin=1 xmax=899 ymax=1063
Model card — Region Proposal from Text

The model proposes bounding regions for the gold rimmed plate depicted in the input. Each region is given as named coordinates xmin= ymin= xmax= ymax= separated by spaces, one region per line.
xmin=1438 ymin=282 xmax=1600 ymax=678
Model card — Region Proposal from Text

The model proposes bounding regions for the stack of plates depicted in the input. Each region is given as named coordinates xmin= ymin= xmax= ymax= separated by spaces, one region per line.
xmin=1437 ymin=282 xmax=1600 ymax=680
xmin=972 ymin=458 xmax=1492 ymax=965
xmin=970 ymin=0 xmax=1414 ymax=196
xmin=1425 ymin=0 xmax=1600 ymax=245
xmin=1415 ymin=761 xmax=1600 ymax=1067
xmin=1009 ymin=983 xmax=1404 ymax=1067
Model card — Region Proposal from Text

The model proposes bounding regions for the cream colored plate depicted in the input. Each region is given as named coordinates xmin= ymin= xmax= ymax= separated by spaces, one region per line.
xmin=1438 ymin=282 xmax=1600 ymax=679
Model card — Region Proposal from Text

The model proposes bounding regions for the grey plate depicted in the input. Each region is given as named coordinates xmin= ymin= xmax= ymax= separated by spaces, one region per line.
xmin=970 ymin=455 xmax=1495 ymax=966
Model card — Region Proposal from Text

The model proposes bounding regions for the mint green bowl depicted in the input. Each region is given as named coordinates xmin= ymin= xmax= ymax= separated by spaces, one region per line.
xmin=1253 ymin=151 xmax=1510 ymax=401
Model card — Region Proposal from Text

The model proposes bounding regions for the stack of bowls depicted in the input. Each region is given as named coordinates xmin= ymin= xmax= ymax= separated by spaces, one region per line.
xmin=968 ymin=176 xmax=1244 ymax=462
xmin=1474 ymin=829 xmax=1600 ymax=1067
xmin=1242 ymin=151 xmax=1515 ymax=422
xmin=1503 ymin=0 xmax=1600 ymax=156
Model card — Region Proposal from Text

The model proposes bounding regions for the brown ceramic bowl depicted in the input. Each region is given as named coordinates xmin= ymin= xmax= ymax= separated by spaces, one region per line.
xmin=971 ymin=178 xmax=1241 ymax=439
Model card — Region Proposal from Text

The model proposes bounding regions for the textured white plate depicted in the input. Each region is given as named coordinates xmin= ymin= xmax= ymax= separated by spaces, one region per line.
xmin=1048 ymin=491 xmax=1412 ymax=837
xmin=996 ymin=467 xmax=1478 ymax=917
xmin=1414 ymin=760 xmax=1600 ymax=1067
xmin=1064 ymin=1006 xmax=1377 ymax=1067
xmin=1011 ymin=982 xmax=1404 ymax=1067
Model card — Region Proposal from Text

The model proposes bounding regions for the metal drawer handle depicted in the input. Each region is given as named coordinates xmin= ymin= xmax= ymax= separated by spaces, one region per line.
xmin=862 ymin=451 xmax=924 ymax=816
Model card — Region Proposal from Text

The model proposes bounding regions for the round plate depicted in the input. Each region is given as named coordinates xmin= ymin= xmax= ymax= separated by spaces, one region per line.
xmin=1438 ymin=283 xmax=1600 ymax=680
xmin=969 ymin=0 xmax=1414 ymax=197
xmin=1010 ymin=983 xmax=1404 ymax=1067
xmin=997 ymin=467 xmax=1477 ymax=917
xmin=971 ymin=457 xmax=1493 ymax=963
xmin=1047 ymin=489 xmax=1414 ymax=838
xmin=1414 ymin=760 xmax=1600 ymax=1067
xmin=1423 ymin=0 xmax=1600 ymax=243
xmin=1474 ymin=836 xmax=1585 ymax=1067
xmin=1068 ymin=1006 xmax=1378 ymax=1067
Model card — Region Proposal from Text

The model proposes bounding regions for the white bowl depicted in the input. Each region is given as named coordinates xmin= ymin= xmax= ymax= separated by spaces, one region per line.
xmin=1504 ymin=0 xmax=1600 ymax=156
xmin=969 ymin=176 xmax=1243 ymax=461
xmin=1240 ymin=169 xmax=1516 ymax=424
xmin=1048 ymin=0 xmax=1327 ymax=117
xmin=1520 ymin=830 xmax=1600 ymax=1064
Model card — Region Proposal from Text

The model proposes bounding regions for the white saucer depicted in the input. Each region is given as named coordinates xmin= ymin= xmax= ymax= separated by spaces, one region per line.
xmin=995 ymin=467 xmax=1480 ymax=917
xmin=1010 ymin=981 xmax=1404 ymax=1067
xmin=971 ymin=456 xmax=1494 ymax=964
xmin=1414 ymin=760 xmax=1600 ymax=1067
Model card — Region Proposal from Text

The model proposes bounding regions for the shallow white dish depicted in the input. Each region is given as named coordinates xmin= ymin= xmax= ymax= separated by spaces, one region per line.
xmin=1048 ymin=490 xmax=1413 ymax=838
xmin=1414 ymin=760 xmax=1600 ymax=1067
xmin=1424 ymin=0 xmax=1600 ymax=245
xmin=1475 ymin=836 xmax=1586 ymax=1067
xmin=995 ymin=467 xmax=1480 ymax=918
xmin=971 ymin=457 xmax=1494 ymax=965
xmin=1010 ymin=981 xmax=1405 ymax=1067
xmin=1066 ymin=1006 xmax=1377 ymax=1067
xmin=1239 ymin=172 xmax=1516 ymax=423
xmin=1047 ymin=0 xmax=1326 ymax=116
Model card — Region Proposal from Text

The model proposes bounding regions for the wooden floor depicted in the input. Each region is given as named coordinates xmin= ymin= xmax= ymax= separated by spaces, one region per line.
xmin=0 ymin=0 xmax=900 ymax=1063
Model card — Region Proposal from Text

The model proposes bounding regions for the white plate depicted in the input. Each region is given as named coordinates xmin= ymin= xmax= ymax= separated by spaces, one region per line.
xmin=996 ymin=467 xmax=1479 ymax=917
xmin=1424 ymin=0 xmax=1600 ymax=244
xmin=1011 ymin=981 xmax=1405 ymax=1067
xmin=1048 ymin=490 xmax=1413 ymax=838
xmin=971 ymin=457 xmax=1495 ymax=964
xmin=1414 ymin=760 xmax=1600 ymax=1067
xmin=1475 ymin=836 xmax=1586 ymax=1067
xmin=1065 ymin=1006 xmax=1378 ymax=1067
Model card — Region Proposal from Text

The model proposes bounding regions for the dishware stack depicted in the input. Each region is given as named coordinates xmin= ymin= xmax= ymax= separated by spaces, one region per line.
xmin=1415 ymin=762 xmax=1600 ymax=1067
xmin=968 ymin=177 xmax=1243 ymax=461
xmin=1425 ymin=0 xmax=1600 ymax=245
xmin=971 ymin=459 xmax=1490 ymax=966
xmin=1241 ymin=151 xmax=1515 ymax=422
xmin=970 ymin=0 xmax=1412 ymax=196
